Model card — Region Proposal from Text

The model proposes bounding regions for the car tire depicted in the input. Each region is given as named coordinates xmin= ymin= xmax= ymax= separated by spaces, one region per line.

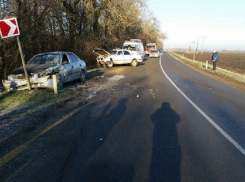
xmin=79 ymin=70 xmax=86 ymax=83
xmin=131 ymin=59 xmax=138 ymax=67
xmin=106 ymin=61 xmax=113 ymax=68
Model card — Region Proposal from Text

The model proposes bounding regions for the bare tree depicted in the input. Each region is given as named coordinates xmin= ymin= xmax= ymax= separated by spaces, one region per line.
xmin=0 ymin=0 xmax=165 ymax=82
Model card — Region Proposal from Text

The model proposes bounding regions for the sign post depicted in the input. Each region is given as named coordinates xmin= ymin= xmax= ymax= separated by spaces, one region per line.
xmin=0 ymin=17 xmax=31 ymax=90
xmin=16 ymin=36 xmax=31 ymax=90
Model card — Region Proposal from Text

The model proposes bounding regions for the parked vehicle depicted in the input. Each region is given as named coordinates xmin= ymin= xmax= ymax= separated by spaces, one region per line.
xmin=149 ymin=50 xmax=160 ymax=58
xmin=122 ymin=39 xmax=145 ymax=57
xmin=2 ymin=51 xmax=87 ymax=91
xmin=93 ymin=48 xmax=143 ymax=67
xmin=145 ymin=43 xmax=157 ymax=56
xmin=129 ymin=39 xmax=142 ymax=43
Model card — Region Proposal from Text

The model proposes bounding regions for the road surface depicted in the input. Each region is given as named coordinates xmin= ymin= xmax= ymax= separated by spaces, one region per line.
xmin=2 ymin=52 xmax=245 ymax=182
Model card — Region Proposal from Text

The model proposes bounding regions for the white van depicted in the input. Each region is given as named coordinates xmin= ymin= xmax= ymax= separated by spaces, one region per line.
xmin=122 ymin=40 xmax=145 ymax=57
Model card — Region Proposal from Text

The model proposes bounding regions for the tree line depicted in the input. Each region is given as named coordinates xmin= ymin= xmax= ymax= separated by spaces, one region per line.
xmin=0 ymin=0 xmax=165 ymax=81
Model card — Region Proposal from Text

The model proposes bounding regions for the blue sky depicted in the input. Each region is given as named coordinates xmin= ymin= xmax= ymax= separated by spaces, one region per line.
xmin=147 ymin=0 xmax=245 ymax=51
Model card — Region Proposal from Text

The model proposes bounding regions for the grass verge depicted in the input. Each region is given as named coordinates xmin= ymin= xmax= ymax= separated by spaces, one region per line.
xmin=0 ymin=67 xmax=104 ymax=112
xmin=170 ymin=52 xmax=245 ymax=91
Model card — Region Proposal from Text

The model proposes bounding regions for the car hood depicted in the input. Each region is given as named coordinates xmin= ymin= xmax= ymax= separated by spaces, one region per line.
xmin=93 ymin=48 xmax=111 ymax=58
xmin=10 ymin=64 xmax=56 ymax=75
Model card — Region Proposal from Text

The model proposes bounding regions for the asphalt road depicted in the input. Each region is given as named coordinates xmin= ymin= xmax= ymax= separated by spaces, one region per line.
xmin=6 ymin=52 xmax=245 ymax=182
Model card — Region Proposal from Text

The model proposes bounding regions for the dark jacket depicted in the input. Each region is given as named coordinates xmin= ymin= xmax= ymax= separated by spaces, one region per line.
xmin=212 ymin=52 xmax=218 ymax=62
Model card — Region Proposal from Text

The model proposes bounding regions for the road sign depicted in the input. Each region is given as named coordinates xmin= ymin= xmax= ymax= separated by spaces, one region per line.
xmin=0 ymin=18 xmax=20 ymax=39
xmin=0 ymin=17 xmax=30 ymax=89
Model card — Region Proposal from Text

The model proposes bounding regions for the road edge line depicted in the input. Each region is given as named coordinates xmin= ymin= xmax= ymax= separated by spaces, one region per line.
xmin=159 ymin=55 xmax=245 ymax=156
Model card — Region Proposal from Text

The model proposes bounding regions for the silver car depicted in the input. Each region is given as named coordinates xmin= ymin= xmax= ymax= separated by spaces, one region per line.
xmin=2 ymin=52 xmax=87 ymax=91
xmin=149 ymin=50 xmax=160 ymax=58
xmin=93 ymin=48 xmax=143 ymax=67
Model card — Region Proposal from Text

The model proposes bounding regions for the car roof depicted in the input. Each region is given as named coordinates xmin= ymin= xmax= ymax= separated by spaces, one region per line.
xmin=34 ymin=51 xmax=74 ymax=56
xmin=46 ymin=51 xmax=73 ymax=54
xmin=110 ymin=49 xmax=131 ymax=52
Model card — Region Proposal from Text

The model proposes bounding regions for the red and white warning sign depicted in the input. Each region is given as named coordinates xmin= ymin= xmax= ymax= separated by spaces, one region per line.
xmin=0 ymin=17 xmax=20 ymax=39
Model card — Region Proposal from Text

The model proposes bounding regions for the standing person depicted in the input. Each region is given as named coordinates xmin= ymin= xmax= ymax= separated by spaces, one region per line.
xmin=212 ymin=51 xmax=219 ymax=70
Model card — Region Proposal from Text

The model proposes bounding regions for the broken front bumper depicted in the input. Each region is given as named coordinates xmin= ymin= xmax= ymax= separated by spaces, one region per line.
xmin=2 ymin=76 xmax=54 ymax=91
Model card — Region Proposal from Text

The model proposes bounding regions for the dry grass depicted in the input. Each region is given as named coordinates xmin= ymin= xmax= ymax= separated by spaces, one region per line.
xmin=170 ymin=52 xmax=245 ymax=90
xmin=174 ymin=51 xmax=245 ymax=75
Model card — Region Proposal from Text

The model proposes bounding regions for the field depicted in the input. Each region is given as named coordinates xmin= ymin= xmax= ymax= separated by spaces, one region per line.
xmin=173 ymin=51 xmax=245 ymax=75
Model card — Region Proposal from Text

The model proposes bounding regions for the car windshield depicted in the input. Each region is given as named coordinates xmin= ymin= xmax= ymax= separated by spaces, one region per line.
xmin=123 ymin=45 xmax=136 ymax=51
xmin=27 ymin=54 xmax=61 ymax=65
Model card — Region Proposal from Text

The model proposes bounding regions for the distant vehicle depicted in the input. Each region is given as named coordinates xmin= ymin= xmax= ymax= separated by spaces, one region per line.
xmin=93 ymin=48 xmax=144 ymax=67
xmin=149 ymin=50 xmax=160 ymax=58
xmin=129 ymin=39 xmax=142 ymax=43
xmin=2 ymin=52 xmax=87 ymax=91
xmin=122 ymin=39 xmax=145 ymax=57
xmin=145 ymin=43 xmax=157 ymax=56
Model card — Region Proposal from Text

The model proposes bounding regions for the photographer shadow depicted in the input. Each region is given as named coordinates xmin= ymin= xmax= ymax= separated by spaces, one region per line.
xmin=150 ymin=102 xmax=181 ymax=182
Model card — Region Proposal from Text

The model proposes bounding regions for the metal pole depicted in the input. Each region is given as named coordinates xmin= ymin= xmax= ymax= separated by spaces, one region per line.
xmin=52 ymin=74 xmax=58 ymax=94
xmin=193 ymin=50 xmax=196 ymax=60
xmin=16 ymin=36 xmax=31 ymax=90
xmin=196 ymin=39 xmax=199 ymax=55
xmin=206 ymin=60 xmax=208 ymax=69
xmin=192 ymin=41 xmax=195 ymax=60
xmin=193 ymin=39 xmax=199 ymax=60
xmin=201 ymin=37 xmax=206 ymax=55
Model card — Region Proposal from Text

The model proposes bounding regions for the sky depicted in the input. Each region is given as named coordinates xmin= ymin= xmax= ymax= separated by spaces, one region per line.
xmin=147 ymin=0 xmax=245 ymax=51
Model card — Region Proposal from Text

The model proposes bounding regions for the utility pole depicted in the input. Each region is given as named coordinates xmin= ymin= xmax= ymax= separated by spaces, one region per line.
xmin=201 ymin=37 xmax=207 ymax=55
xmin=190 ymin=41 xmax=195 ymax=53
xmin=193 ymin=39 xmax=199 ymax=60
xmin=196 ymin=39 xmax=199 ymax=55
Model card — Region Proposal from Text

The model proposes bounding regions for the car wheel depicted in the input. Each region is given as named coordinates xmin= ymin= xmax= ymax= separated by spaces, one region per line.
xmin=131 ymin=59 xmax=138 ymax=67
xmin=106 ymin=61 xmax=113 ymax=68
xmin=80 ymin=70 xmax=86 ymax=83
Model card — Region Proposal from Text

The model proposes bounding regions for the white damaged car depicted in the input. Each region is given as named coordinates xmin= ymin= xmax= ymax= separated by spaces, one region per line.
xmin=93 ymin=48 xmax=143 ymax=68
xmin=2 ymin=51 xmax=87 ymax=91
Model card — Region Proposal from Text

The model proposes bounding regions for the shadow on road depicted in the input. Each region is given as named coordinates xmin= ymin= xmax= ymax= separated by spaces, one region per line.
xmin=81 ymin=162 xmax=134 ymax=182
xmin=150 ymin=102 xmax=181 ymax=182
xmin=61 ymin=98 xmax=132 ymax=182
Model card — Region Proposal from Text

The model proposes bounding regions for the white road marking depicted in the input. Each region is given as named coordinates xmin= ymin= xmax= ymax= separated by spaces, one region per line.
xmin=159 ymin=56 xmax=245 ymax=156
xmin=5 ymin=19 xmax=18 ymax=36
